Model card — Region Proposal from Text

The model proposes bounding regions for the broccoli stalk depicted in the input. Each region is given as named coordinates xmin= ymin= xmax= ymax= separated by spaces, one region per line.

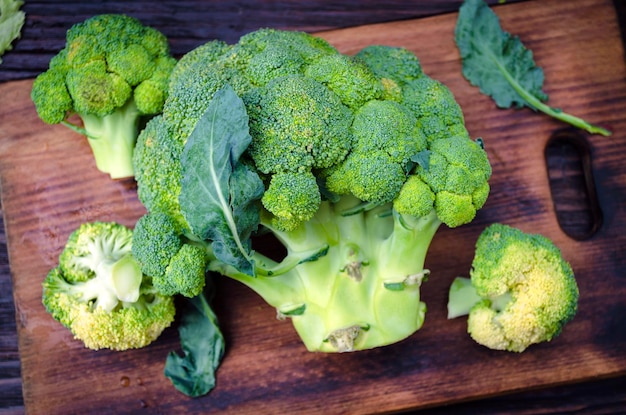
xmin=214 ymin=197 xmax=440 ymax=352
xmin=447 ymin=276 xmax=511 ymax=319
xmin=64 ymin=98 xmax=141 ymax=179
xmin=44 ymin=253 xmax=143 ymax=317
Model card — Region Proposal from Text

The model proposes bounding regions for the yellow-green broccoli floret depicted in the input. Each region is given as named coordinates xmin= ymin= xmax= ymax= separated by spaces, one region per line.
xmin=393 ymin=175 xmax=436 ymax=219
xmin=30 ymin=14 xmax=177 ymax=179
xmin=42 ymin=222 xmax=175 ymax=351
xmin=447 ymin=223 xmax=579 ymax=352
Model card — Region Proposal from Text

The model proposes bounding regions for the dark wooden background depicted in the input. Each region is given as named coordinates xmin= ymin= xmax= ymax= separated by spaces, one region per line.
xmin=1 ymin=1 xmax=626 ymax=414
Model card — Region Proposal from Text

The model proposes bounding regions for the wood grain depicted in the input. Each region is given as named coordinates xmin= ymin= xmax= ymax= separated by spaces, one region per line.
xmin=0 ymin=0 xmax=521 ymax=82
xmin=1 ymin=0 xmax=625 ymax=414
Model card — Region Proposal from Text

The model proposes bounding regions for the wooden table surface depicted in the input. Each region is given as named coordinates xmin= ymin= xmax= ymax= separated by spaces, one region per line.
xmin=1 ymin=1 xmax=626 ymax=414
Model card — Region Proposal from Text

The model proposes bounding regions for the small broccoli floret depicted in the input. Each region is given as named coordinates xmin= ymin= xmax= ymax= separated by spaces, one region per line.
xmin=168 ymin=40 xmax=231 ymax=90
xmin=233 ymin=28 xmax=338 ymax=71
xmin=402 ymin=76 xmax=470 ymax=143
xmin=355 ymin=45 xmax=424 ymax=101
xmin=261 ymin=171 xmax=322 ymax=231
xmin=245 ymin=74 xmax=353 ymax=174
xmin=30 ymin=14 xmax=176 ymax=179
xmin=132 ymin=212 xmax=209 ymax=298
xmin=325 ymin=99 xmax=427 ymax=205
xmin=163 ymin=244 xmax=209 ymax=298
xmin=447 ymin=223 xmax=579 ymax=352
xmin=355 ymin=45 xmax=424 ymax=86
xmin=415 ymin=135 xmax=491 ymax=227
xmin=42 ymin=222 xmax=175 ymax=350
xmin=325 ymin=150 xmax=408 ymax=206
xmin=305 ymin=53 xmax=384 ymax=109
xmin=393 ymin=175 xmax=436 ymax=219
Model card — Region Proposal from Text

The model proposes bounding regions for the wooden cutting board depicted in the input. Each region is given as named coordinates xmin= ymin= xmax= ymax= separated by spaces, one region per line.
xmin=1 ymin=0 xmax=625 ymax=413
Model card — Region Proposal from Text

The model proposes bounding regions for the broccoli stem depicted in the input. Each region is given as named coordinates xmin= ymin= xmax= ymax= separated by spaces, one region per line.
xmin=493 ymin=58 xmax=612 ymax=137
xmin=216 ymin=196 xmax=442 ymax=352
xmin=447 ymin=277 xmax=482 ymax=319
xmin=447 ymin=276 xmax=513 ymax=319
xmin=75 ymin=98 xmax=142 ymax=179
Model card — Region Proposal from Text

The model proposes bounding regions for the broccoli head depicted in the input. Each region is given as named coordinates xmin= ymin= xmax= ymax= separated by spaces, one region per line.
xmin=42 ymin=222 xmax=175 ymax=350
xmin=447 ymin=223 xmax=579 ymax=352
xmin=30 ymin=14 xmax=177 ymax=179
xmin=132 ymin=30 xmax=492 ymax=352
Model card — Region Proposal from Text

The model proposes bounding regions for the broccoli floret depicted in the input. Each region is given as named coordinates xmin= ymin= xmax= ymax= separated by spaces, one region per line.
xmin=42 ymin=222 xmax=175 ymax=351
xmin=325 ymin=99 xmax=427 ymax=205
xmin=414 ymin=135 xmax=491 ymax=227
xmin=305 ymin=53 xmax=384 ymax=109
xmin=167 ymin=40 xmax=231 ymax=90
xmin=30 ymin=14 xmax=177 ymax=179
xmin=355 ymin=45 xmax=424 ymax=86
xmin=355 ymin=45 xmax=423 ymax=101
xmin=402 ymin=76 xmax=470 ymax=143
xmin=261 ymin=171 xmax=322 ymax=232
xmin=133 ymin=30 xmax=492 ymax=353
xmin=447 ymin=223 xmax=579 ymax=352
xmin=245 ymin=74 xmax=353 ymax=174
xmin=133 ymin=117 xmax=187 ymax=229
xmin=132 ymin=212 xmax=209 ymax=298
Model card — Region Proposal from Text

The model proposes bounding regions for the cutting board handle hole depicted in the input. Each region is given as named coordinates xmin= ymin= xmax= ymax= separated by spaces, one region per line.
xmin=545 ymin=129 xmax=603 ymax=240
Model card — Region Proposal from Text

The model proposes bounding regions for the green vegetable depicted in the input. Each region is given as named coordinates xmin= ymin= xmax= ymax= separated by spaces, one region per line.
xmin=132 ymin=29 xmax=492 ymax=356
xmin=132 ymin=212 xmax=209 ymax=298
xmin=164 ymin=285 xmax=225 ymax=398
xmin=0 ymin=0 xmax=25 ymax=64
xmin=179 ymin=84 xmax=265 ymax=275
xmin=30 ymin=14 xmax=177 ymax=178
xmin=455 ymin=0 xmax=611 ymax=136
xmin=447 ymin=223 xmax=579 ymax=352
xmin=42 ymin=222 xmax=176 ymax=351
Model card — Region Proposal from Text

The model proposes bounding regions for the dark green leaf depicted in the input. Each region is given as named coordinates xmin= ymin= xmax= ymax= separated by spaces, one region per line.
xmin=164 ymin=289 xmax=225 ymax=398
xmin=455 ymin=0 xmax=611 ymax=136
xmin=179 ymin=84 xmax=264 ymax=275
xmin=410 ymin=150 xmax=431 ymax=172
xmin=455 ymin=0 xmax=547 ymax=109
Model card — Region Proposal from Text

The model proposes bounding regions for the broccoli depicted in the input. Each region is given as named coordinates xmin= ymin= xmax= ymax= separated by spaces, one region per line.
xmin=30 ymin=14 xmax=177 ymax=179
xmin=42 ymin=222 xmax=175 ymax=351
xmin=447 ymin=223 xmax=579 ymax=352
xmin=131 ymin=212 xmax=209 ymax=298
xmin=132 ymin=29 xmax=492 ymax=352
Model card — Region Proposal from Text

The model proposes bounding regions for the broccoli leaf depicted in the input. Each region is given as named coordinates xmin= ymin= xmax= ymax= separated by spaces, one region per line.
xmin=410 ymin=150 xmax=431 ymax=172
xmin=0 ymin=0 xmax=25 ymax=64
xmin=164 ymin=288 xmax=225 ymax=398
xmin=455 ymin=0 xmax=611 ymax=136
xmin=179 ymin=84 xmax=264 ymax=276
